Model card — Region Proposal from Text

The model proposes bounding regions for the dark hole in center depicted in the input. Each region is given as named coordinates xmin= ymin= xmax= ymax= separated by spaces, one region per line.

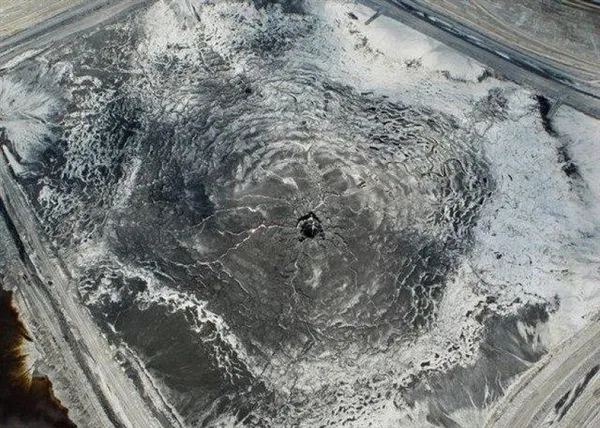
xmin=297 ymin=212 xmax=324 ymax=241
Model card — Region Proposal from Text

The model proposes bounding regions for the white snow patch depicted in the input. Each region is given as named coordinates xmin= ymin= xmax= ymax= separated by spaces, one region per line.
xmin=112 ymin=156 xmax=142 ymax=211
xmin=137 ymin=1 xmax=198 ymax=63
xmin=306 ymin=1 xmax=486 ymax=89
xmin=0 ymin=77 xmax=61 ymax=163
xmin=466 ymin=93 xmax=600 ymax=348
xmin=554 ymin=106 xmax=600 ymax=205
xmin=0 ymin=48 xmax=43 ymax=71
xmin=1 ymin=145 xmax=26 ymax=176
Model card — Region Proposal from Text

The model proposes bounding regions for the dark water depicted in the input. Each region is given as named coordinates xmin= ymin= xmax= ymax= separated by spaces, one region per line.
xmin=0 ymin=289 xmax=76 ymax=428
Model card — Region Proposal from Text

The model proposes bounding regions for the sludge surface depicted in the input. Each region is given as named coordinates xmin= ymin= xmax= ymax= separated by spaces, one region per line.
xmin=0 ymin=1 xmax=533 ymax=426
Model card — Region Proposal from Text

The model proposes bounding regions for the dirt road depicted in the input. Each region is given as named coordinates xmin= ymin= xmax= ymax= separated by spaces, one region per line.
xmin=0 ymin=0 xmax=151 ymax=68
xmin=360 ymin=0 xmax=600 ymax=117
xmin=485 ymin=316 xmax=600 ymax=428
xmin=0 ymin=0 xmax=86 ymax=39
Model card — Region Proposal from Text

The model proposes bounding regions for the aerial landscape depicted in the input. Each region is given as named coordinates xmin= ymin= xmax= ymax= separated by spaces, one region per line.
xmin=0 ymin=1 xmax=598 ymax=427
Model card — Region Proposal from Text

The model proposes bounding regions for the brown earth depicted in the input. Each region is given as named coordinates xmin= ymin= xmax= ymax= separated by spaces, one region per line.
xmin=0 ymin=288 xmax=76 ymax=428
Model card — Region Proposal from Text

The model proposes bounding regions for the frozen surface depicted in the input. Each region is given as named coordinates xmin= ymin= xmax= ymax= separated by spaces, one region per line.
xmin=0 ymin=1 xmax=598 ymax=427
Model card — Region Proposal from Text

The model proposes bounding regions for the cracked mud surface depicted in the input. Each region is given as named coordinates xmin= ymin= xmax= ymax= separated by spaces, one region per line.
xmin=12 ymin=6 xmax=491 ymax=422
xmin=2 ymin=1 xmax=599 ymax=427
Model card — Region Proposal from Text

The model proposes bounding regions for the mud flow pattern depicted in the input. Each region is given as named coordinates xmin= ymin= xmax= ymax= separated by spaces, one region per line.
xmin=18 ymin=3 xmax=496 ymax=426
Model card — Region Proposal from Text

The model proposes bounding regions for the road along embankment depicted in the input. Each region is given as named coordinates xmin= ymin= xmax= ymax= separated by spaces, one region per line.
xmin=357 ymin=0 xmax=600 ymax=118
xmin=484 ymin=314 xmax=600 ymax=428
xmin=0 ymin=0 xmax=152 ymax=69
xmin=0 ymin=0 xmax=87 ymax=39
